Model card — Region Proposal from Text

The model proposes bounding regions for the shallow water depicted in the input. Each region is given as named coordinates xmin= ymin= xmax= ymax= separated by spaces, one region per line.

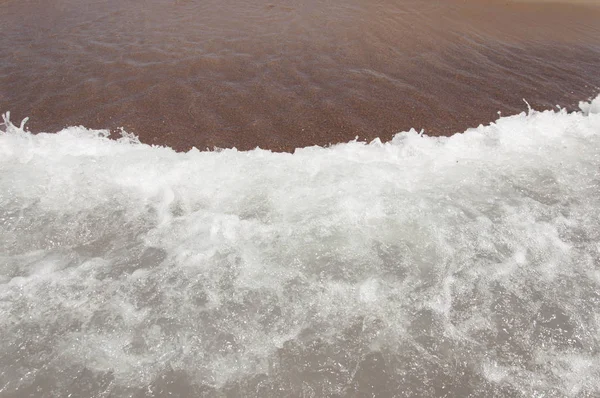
xmin=1 ymin=0 xmax=600 ymax=150
xmin=1 ymin=97 xmax=600 ymax=396
xmin=2 ymin=1 xmax=600 ymax=397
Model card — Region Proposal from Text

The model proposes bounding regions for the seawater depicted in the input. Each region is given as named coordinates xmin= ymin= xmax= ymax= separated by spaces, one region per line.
xmin=1 ymin=96 xmax=600 ymax=397
xmin=2 ymin=0 xmax=600 ymax=151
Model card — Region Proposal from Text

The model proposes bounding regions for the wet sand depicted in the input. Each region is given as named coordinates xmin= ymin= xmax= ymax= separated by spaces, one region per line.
xmin=1 ymin=0 xmax=599 ymax=151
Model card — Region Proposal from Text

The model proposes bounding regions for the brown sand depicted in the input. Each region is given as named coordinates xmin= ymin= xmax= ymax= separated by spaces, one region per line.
xmin=1 ymin=0 xmax=599 ymax=151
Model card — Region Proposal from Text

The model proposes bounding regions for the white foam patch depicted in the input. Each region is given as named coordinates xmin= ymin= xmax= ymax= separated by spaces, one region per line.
xmin=1 ymin=98 xmax=600 ymax=396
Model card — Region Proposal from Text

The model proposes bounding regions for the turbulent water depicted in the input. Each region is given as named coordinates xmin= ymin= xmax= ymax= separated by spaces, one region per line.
xmin=1 ymin=97 xmax=600 ymax=397
xmin=2 ymin=0 xmax=600 ymax=396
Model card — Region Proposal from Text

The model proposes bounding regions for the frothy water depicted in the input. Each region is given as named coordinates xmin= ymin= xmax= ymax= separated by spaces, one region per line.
xmin=1 ymin=97 xmax=600 ymax=397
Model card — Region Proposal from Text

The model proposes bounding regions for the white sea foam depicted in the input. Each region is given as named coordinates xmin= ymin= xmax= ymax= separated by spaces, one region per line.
xmin=1 ymin=97 xmax=600 ymax=396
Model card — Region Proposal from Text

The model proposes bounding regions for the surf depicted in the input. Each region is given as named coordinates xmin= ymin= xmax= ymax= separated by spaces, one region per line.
xmin=1 ymin=96 xmax=600 ymax=396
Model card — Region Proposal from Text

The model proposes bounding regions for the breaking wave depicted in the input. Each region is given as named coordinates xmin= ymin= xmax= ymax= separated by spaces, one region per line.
xmin=1 ymin=96 xmax=600 ymax=397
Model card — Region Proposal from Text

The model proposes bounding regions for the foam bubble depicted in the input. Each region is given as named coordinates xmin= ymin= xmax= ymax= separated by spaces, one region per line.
xmin=1 ymin=97 xmax=600 ymax=396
